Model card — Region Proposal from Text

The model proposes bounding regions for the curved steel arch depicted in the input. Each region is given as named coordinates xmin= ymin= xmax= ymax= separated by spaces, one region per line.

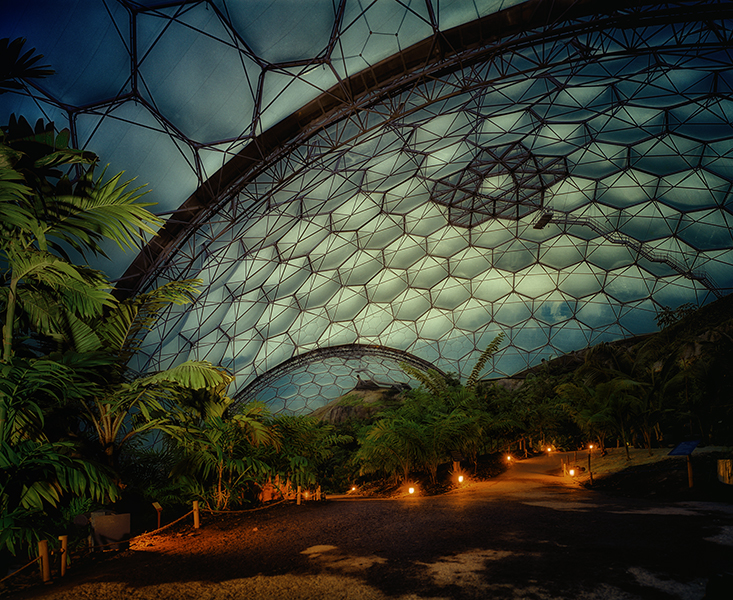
xmin=233 ymin=344 xmax=445 ymax=411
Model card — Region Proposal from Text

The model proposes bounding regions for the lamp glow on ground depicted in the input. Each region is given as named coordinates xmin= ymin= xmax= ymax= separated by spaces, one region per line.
xmin=401 ymin=483 xmax=418 ymax=496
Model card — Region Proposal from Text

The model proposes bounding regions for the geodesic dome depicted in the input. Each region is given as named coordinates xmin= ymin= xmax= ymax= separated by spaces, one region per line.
xmin=3 ymin=1 xmax=733 ymax=414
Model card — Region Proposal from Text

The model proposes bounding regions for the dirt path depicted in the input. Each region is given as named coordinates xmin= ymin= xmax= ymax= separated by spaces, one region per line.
xmin=6 ymin=454 xmax=733 ymax=600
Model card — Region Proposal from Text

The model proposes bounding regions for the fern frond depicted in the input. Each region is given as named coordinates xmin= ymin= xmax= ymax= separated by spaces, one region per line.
xmin=466 ymin=332 xmax=505 ymax=391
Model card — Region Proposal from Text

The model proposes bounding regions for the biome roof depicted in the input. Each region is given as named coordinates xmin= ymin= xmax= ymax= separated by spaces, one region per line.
xmin=3 ymin=1 xmax=733 ymax=413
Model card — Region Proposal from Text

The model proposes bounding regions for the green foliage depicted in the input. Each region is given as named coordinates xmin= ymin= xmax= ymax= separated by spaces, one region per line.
xmin=655 ymin=302 xmax=697 ymax=329
xmin=0 ymin=116 xmax=160 ymax=260
xmin=466 ymin=332 xmax=505 ymax=391
xmin=356 ymin=335 xmax=508 ymax=485
xmin=0 ymin=358 xmax=118 ymax=557
xmin=0 ymin=39 xmax=224 ymax=556
xmin=166 ymin=401 xmax=277 ymax=510
xmin=0 ymin=38 xmax=53 ymax=95
xmin=399 ymin=364 xmax=451 ymax=397
xmin=337 ymin=394 xmax=363 ymax=408
xmin=264 ymin=415 xmax=352 ymax=490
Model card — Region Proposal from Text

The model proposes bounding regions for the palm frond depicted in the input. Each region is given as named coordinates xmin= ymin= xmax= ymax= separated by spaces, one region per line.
xmin=47 ymin=168 xmax=161 ymax=257
xmin=400 ymin=363 xmax=449 ymax=396
xmin=137 ymin=360 xmax=234 ymax=391
xmin=466 ymin=332 xmax=505 ymax=391
xmin=0 ymin=167 xmax=32 ymax=206
xmin=0 ymin=37 xmax=54 ymax=94
xmin=97 ymin=279 xmax=201 ymax=362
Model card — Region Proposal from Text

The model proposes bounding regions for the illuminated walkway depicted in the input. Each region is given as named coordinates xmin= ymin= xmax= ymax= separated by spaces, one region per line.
xmin=19 ymin=454 xmax=733 ymax=600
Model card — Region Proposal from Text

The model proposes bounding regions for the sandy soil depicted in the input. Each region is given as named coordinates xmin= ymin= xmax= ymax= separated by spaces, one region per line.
xmin=3 ymin=450 xmax=733 ymax=600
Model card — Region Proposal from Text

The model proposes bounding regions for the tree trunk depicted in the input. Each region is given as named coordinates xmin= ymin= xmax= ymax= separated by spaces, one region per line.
xmin=2 ymin=279 xmax=18 ymax=362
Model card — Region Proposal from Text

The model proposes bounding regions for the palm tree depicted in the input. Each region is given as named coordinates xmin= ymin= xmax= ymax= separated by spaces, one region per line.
xmin=62 ymin=279 xmax=235 ymax=468
xmin=166 ymin=400 xmax=277 ymax=510
xmin=0 ymin=115 xmax=161 ymax=361
xmin=0 ymin=37 xmax=224 ymax=558
xmin=354 ymin=333 xmax=507 ymax=484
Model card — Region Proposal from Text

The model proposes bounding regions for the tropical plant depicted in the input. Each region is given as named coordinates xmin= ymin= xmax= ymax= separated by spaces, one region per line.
xmin=167 ymin=400 xmax=277 ymax=510
xmin=0 ymin=38 xmax=53 ymax=96
xmin=556 ymin=381 xmax=614 ymax=453
xmin=0 ymin=357 xmax=118 ymax=558
xmin=0 ymin=115 xmax=161 ymax=361
xmin=0 ymin=37 xmax=229 ymax=557
xmin=354 ymin=415 xmax=423 ymax=483
xmin=59 ymin=279 xmax=235 ymax=468
xmin=354 ymin=333 xmax=507 ymax=484
xmin=263 ymin=415 xmax=352 ymax=493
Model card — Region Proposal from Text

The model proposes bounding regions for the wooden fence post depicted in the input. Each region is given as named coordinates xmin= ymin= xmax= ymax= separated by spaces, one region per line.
xmin=297 ymin=485 xmax=302 ymax=505
xmin=58 ymin=535 xmax=68 ymax=577
xmin=193 ymin=500 xmax=200 ymax=529
xmin=38 ymin=540 xmax=51 ymax=584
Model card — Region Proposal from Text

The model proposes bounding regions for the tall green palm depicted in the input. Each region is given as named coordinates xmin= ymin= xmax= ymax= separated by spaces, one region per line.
xmin=166 ymin=400 xmax=277 ymax=510
xmin=0 ymin=37 xmax=171 ymax=559
xmin=0 ymin=116 xmax=161 ymax=361
xmin=58 ymin=279 xmax=235 ymax=467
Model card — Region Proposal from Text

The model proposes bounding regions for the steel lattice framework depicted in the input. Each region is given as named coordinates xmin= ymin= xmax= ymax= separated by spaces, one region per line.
xmin=4 ymin=1 xmax=733 ymax=413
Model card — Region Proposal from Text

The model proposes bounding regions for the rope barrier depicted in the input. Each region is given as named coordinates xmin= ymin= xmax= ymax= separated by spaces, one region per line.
xmin=203 ymin=498 xmax=288 ymax=514
xmin=0 ymin=511 xmax=196 ymax=588
xmin=0 ymin=555 xmax=41 ymax=586
xmin=128 ymin=510 xmax=194 ymax=541
xmin=1 ymin=494 xmax=306 ymax=587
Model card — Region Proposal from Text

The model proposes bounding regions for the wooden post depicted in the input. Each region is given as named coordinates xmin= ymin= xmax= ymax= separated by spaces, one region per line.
xmin=718 ymin=459 xmax=733 ymax=484
xmin=588 ymin=450 xmax=593 ymax=486
xmin=316 ymin=485 xmax=321 ymax=501
xmin=297 ymin=485 xmax=302 ymax=505
xmin=58 ymin=535 xmax=68 ymax=577
xmin=687 ymin=455 xmax=694 ymax=488
xmin=193 ymin=500 xmax=200 ymax=529
xmin=38 ymin=540 xmax=51 ymax=584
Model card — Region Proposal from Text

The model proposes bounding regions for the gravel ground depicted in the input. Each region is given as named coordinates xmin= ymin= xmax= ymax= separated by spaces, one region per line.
xmin=4 ymin=453 xmax=733 ymax=600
